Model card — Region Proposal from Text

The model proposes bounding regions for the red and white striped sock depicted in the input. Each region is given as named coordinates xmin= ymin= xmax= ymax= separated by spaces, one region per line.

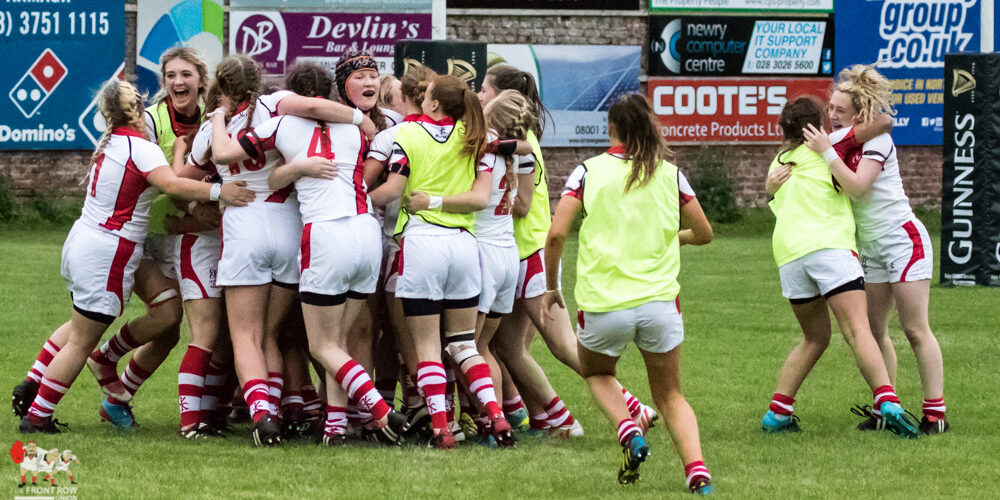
xmin=922 ymin=397 xmax=946 ymax=421
xmin=416 ymin=361 xmax=448 ymax=430
xmin=242 ymin=379 xmax=271 ymax=423
xmin=684 ymin=461 xmax=712 ymax=489
xmin=302 ymin=384 xmax=323 ymax=415
xmin=463 ymin=362 xmax=501 ymax=418
xmin=872 ymin=385 xmax=900 ymax=417
xmin=178 ymin=345 xmax=211 ymax=429
xmin=281 ymin=391 xmax=304 ymax=417
xmin=27 ymin=377 xmax=69 ymax=424
xmin=544 ymin=396 xmax=575 ymax=428
xmin=617 ymin=418 xmax=641 ymax=446
xmin=769 ymin=393 xmax=794 ymax=417
xmin=334 ymin=360 xmax=390 ymax=421
xmin=94 ymin=323 xmax=139 ymax=365
xmin=529 ymin=413 xmax=548 ymax=430
xmin=117 ymin=357 xmax=153 ymax=403
xmin=403 ymin=374 xmax=422 ymax=408
xmin=324 ymin=405 xmax=347 ymax=437
xmin=201 ymin=359 xmax=226 ymax=417
xmin=622 ymin=387 xmax=642 ymax=420
xmin=444 ymin=367 xmax=457 ymax=425
xmin=26 ymin=340 xmax=60 ymax=384
xmin=266 ymin=372 xmax=283 ymax=416
xmin=502 ymin=395 xmax=524 ymax=415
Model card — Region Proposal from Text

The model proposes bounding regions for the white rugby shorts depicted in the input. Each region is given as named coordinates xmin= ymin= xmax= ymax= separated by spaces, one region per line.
xmin=176 ymin=231 xmax=223 ymax=300
xmin=218 ymin=202 xmax=302 ymax=286
xmin=381 ymin=235 xmax=401 ymax=294
xmin=61 ymin=221 xmax=142 ymax=318
xmin=577 ymin=300 xmax=684 ymax=357
xmin=478 ymin=241 xmax=519 ymax=314
xmin=299 ymin=215 xmax=381 ymax=296
xmin=778 ymin=248 xmax=863 ymax=300
xmin=860 ymin=217 xmax=933 ymax=283
xmin=515 ymin=248 xmax=560 ymax=300
xmin=142 ymin=233 xmax=179 ymax=281
xmin=395 ymin=231 xmax=481 ymax=301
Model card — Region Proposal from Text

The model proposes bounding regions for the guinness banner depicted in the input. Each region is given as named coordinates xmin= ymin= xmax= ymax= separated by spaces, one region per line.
xmin=941 ymin=53 xmax=1000 ymax=287
xmin=394 ymin=40 xmax=487 ymax=92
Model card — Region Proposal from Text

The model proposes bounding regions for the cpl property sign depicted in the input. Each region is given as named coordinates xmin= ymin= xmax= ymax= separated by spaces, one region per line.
xmin=0 ymin=0 xmax=125 ymax=149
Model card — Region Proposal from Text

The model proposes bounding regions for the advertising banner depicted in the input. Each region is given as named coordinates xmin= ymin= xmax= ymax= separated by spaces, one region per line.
xmin=449 ymin=0 xmax=639 ymax=9
xmin=835 ymin=0 xmax=982 ymax=145
xmin=648 ymin=77 xmax=831 ymax=143
xmin=484 ymin=45 xmax=640 ymax=147
xmin=941 ymin=53 xmax=1000 ymax=287
xmin=136 ymin=0 xmax=224 ymax=100
xmin=232 ymin=11 xmax=431 ymax=76
xmin=232 ymin=0 xmax=432 ymax=10
xmin=395 ymin=40 xmax=487 ymax=92
xmin=0 ymin=0 xmax=125 ymax=150
xmin=650 ymin=0 xmax=832 ymax=12
xmin=649 ymin=15 xmax=834 ymax=77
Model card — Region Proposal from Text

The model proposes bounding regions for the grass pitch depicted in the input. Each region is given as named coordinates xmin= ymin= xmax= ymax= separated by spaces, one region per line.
xmin=2 ymin=217 xmax=998 ymax=499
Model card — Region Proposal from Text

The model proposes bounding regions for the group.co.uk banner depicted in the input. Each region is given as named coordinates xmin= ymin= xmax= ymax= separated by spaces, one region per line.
xmin=231 ymin=4 xmax=432 ymax=76
xmin=649 ymin=15 xmax=834 ymax=77
xmin=0 ymin=0 xmax=125 ymax=150
xmin=487 ymin=45 xmax=640 ymax=147
xmin=835 ymin=0 xmax=986 ymax=145
xmin=136 ymin=0 xmax=224 ymax=100
xmin=650 ymin=0 xmax=831 ymax=12
xmin=648 ymin=78 xmax=832 ymax=143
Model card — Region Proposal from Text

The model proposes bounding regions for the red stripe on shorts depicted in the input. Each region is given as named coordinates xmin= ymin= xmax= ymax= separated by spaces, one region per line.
xmin=300 ymin=223 xmax=312 ymax=271
xmin=577 ymin=310 xmax=584 ymax=329
xmin=106 ymin=237 xmax=137 ymax=315
xmin=900 ymin=220 xmax=925 ymax=282
xmin=180 ymin=234 xmax=208 ymax=298
xmin=354 ymin=129 xmax=368 ymax=215
xmin=521 ymin=250 xmax=543 ymax=298
xmin=397 ymin=237 xmax=405 ymax=276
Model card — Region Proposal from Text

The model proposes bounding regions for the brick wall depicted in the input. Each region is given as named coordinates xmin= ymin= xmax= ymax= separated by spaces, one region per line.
xmin=0 ymin=4 xmax=943 ymax=209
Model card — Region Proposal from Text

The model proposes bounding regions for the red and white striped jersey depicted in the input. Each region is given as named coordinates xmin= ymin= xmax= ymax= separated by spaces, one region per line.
xmin=474 ymin=151 xmax=534 ymax=246
xmin=244 ymin=114 xmax=370 ymax=224
xmin=188 ymin=92 xmax=295 ymax=202
xmin=831 ymin=128 xmax=911 ymax=241
xmin=81 ymin=128 xmax=168 ymax=243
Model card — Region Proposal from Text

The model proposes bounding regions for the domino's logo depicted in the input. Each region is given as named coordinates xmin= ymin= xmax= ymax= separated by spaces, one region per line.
xmin=8 ymin=49 xmax=67 ymax=119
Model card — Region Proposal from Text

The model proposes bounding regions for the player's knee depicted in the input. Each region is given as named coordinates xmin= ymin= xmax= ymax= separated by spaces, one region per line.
xmin=444 ymin=330 xmax=477 ymax=366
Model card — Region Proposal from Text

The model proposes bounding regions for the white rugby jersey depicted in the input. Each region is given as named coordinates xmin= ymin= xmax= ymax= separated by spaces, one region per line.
xmin=831 ymin=128 xmax=912 ymax=241
xmin=474 ymin=149 xmax=534 ymax=246
xmin=562 ymin=146 xmax=695 ymax=207
xmin=368 ymin=114 xmax=420 ymax=239
xmin=244 ymin=114 xmax=371 ymax=224
xmin=189 ymin=93 xmax=295 ymax=202
xmin=81 ymin=129 xmax=169 ymax=243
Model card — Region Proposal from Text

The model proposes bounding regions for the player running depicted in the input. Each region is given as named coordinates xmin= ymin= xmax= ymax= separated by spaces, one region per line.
xmin=543 ymin=93 xmax=713 ymax=492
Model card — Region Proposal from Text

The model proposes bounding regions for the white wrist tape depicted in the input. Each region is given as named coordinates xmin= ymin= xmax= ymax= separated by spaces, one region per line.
xmin=428 ymin=195 xmax=443 ymax=210
xmin=352 ymin=108 xmax=364 ymax=125
xmin=822 ymin=148 xmax=840 ymax=165
xmin=209 ymin=183 xmax=221 ymax=201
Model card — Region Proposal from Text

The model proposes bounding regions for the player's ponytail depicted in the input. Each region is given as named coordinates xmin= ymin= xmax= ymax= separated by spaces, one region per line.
xmin=834 ymin=63 xmax=895 ymax=124
xmin=91 ymin=80 xmax=149 ymax=165
xmin=400 ymin=64 xmax=437 ymax=110
xmin=430 ymin=74 xmax=487 ymax=162
xmin=485 ymin=89 xmax=535 ymax=195
xmin=607 ymin=93 xmax=670 ymax=193
xmin=206 ymin=55 xmax=262 ymax=134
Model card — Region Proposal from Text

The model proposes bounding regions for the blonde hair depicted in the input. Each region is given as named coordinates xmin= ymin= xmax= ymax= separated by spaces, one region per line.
xmin=153 ymin=47 xmax=209 ymax=106
xmin=378 ymin=74 xmax=398 ymax=109
xmin=92 ymin=80 xmax=149 ymax=164
xmin=485 ymin=89 xmax=537 ymax=195
xmin=834 ymin=64 xmax=896 ymax=124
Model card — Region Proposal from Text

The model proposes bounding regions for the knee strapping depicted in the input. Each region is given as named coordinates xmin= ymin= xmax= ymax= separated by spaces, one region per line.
xmin=444 ymin=330 xmax=477 ymax=365
xmin=148 ymin=288 xmax=179 ymax=307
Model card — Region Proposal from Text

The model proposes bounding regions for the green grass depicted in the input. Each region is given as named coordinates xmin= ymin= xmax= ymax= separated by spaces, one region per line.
xmin=2 ymin=219 xmax=998 ymax=499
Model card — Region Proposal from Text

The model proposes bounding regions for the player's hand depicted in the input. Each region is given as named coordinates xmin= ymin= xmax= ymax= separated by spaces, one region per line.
xmin=300 ymin=155 xmax=338 ymax=180
xmin=802 ymin=123 xmax=832 ymax=153
xmin=190 ymin=202 xmax=221 ymax=228
xmin=220 ymin=181 xmax=255 ymax=206
xmin=540 ymin=290 xmax=565 ymax=328
xmin=766 ymin=164 xmax=792 ymax=194
xmin=359 ymin=115 xmax=377 ymax=139
xmin=207 ymin=106 xmax=227 ymax=121
xmin=406 ymin=191 xmax=430 ymax=212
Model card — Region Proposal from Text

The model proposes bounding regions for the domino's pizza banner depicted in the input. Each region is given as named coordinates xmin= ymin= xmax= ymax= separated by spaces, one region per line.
xmin=0 ymin=0 xmax=125 ymax=150
xmin=486 ymin=45 xmax=641 ymax=147
xmin=136 ymin=0 xmax=224 ymax=100
xmin=835 ymin=0 xmax=983 ymax=145
xmin=649 ymin=15 xmax=834 ymax=77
